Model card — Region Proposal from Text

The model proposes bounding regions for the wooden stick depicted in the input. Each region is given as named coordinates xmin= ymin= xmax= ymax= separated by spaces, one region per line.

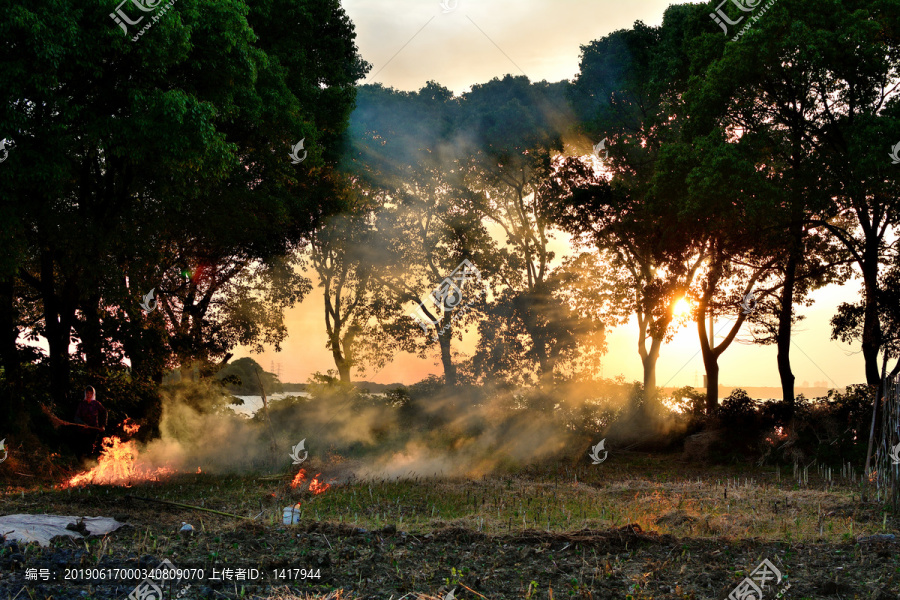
xmin=40 ymin=404 xmax=103 ymax=432
xmin=126 ymin=494 xmax=251 ymax=520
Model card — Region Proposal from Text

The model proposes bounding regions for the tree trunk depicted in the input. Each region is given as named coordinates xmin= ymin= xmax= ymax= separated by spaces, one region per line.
xmin=636 ymin=334 xmax=664 ymax=425
xmin=516 ymin=293 xmax=551 ymax=381
xmin=861 ymin=240 xmax=882 ymax=386
xmin=532 ymin=335 xmax=551 ymax=381
xmin=863 ymin=355 xmax=887 ymax=477
xmin=776 ymin=239 xmax=799 ymax=411
xmin=334 ymin=357 xmax=351 ymax=383
xmin=641 ymin=336 xmax=661 ymax=396
xmin=704 ymin=356 xmax=719 ymax=414
xmin=40 ymin=251 xmax=75 ymax=405
xmin=330 ymin=333 xmax=351 ymax=383
xmin=75 ymin=292 xmax=105 ymax=378
xmin=438 ymin=327 xmax=457 ymax=387
xmin=0 ymin=276 xmax=25 ymax=430
xmin=861 ymin=288 xmax=882 ymax=386
xmin=699 ymin=305 xmax=719 ymax=415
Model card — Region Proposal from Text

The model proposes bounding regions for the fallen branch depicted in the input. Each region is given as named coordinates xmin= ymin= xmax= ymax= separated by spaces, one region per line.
xmin=125 ymin=495 xmax=251 ymax=520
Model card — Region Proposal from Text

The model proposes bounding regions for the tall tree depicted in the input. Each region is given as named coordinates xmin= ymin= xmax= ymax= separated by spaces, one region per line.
xmin=0 ymin=0 xmax=367 ymax=417
xmin=456 ymin=76 xmax=572 ymax=382
xmin=685 ymin=0 xmax=867 ymax=406
xmin=564 ymin=9 xmax=715 ymax=409
xmin=308 ymin=182 xmax=400 ymax=382
xmin=346 ymin=83 xmax=496 ymax=387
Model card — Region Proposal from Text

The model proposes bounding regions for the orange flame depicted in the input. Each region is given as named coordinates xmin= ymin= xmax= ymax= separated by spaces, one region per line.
xmin=62 ymin=421 xmax=197 ymax=488
xmin=309 ymin=475 xmax=331 ymax=495
xmin=122 ymin=418 xmax=140 ymax=436
xmin=290 ymin=469 xmax=307 ymax=489
xmin=289 ymin=469 xmax=331 ymax=494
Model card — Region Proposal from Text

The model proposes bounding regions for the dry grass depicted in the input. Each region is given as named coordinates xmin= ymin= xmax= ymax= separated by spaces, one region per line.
xmin=280 ymin=455 xmax=892 ymax=543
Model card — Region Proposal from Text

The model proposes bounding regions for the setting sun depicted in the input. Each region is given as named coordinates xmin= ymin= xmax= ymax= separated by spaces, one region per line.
xmin=673 ymin=297 xmax=692 ymax=317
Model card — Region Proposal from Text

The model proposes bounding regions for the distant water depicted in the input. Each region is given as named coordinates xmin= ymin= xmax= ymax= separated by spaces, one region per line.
xmin=228 ymin=392 xmax=310 ymax=417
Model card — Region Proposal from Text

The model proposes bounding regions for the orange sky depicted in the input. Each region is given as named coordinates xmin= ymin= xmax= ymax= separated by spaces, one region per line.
xmin=234 ymin=0 xmax=866 ymax=389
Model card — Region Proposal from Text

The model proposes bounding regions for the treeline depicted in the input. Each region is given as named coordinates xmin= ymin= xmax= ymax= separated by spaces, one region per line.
xmin=2 ymin=0 xmax=900 ymax=440
xmin=317 ymin=0 xmax=900 ymax=423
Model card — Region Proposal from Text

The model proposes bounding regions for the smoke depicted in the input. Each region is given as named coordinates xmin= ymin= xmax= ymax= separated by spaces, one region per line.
xmin=119 ymin=373 xmax=689 ymax=482
xmin=112 ymin=78 xmax=693 ymax=481
xmin=137 ymin=381 xmax=276 ymax=474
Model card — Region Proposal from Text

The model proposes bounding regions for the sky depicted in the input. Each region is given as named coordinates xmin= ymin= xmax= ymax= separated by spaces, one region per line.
xmin=232 ymin=0 xmax=867 ymax=390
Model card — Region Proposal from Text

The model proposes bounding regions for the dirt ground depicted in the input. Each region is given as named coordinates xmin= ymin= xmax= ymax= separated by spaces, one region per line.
xmin=1 ymin=458 xmax=899 ymax=600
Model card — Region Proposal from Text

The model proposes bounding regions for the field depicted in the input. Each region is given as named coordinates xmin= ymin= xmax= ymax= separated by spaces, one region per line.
xmin=1 ymin=454 xmax=898 ymax=600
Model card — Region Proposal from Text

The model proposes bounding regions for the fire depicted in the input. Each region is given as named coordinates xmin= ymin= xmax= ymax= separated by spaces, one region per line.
xmin=62 ymin=420 xmax=196 ymax=488
xmin=122 ymin=418 xmax=140 ymax=436
xmin=309 ymin=475 xmax=331 ymax=495
xmin=289 ymin=469 xmax=332 ymax=494
xmin=291 ymin=468 xmax=307 ymax=488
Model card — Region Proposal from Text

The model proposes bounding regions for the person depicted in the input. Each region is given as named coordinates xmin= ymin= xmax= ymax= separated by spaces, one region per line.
xmin=74 ymin=386 xmax=108 ymax=431
xmin=73 ymin=386 xmax=108 ymax=457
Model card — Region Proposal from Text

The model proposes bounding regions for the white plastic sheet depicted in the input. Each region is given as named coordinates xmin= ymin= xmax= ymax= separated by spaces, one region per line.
xmin=0 ymin=514 xmax=126 ymax=547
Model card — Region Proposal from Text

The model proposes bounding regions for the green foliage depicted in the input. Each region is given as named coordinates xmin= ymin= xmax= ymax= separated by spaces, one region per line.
xmin=0 ymin=0 xmax=367 ymax=422
xmin=670 ymin=386 xmax=706 ymax=417
xmin=215 ymin=357 xmax=282 ymax=396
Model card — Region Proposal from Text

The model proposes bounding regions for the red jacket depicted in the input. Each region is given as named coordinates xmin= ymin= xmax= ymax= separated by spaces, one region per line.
xmin=75 ymin=399 xmax=107 ymax=429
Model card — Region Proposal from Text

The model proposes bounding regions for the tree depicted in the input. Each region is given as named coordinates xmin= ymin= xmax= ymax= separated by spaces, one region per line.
xmin=456 ymin=76 xmax=574 ymax=382
xmin=346 ymin=83 xmax=496 ymax=387
xmin=216 ymin=357 xmax=282 ymax=396
xmin=564 ymin=10 xmax=717 ymax=410
xmin=307 ymin=181 xmax=400 ymax=382
xmin=0 ymin=0 xmax=367 ymax=421
xmin=684 ymin=0 xmax=864 ymax=407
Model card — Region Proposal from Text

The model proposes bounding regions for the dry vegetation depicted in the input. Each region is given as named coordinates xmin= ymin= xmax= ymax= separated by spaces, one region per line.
xmin=2 ymin=453 xmax=899 ymax=599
